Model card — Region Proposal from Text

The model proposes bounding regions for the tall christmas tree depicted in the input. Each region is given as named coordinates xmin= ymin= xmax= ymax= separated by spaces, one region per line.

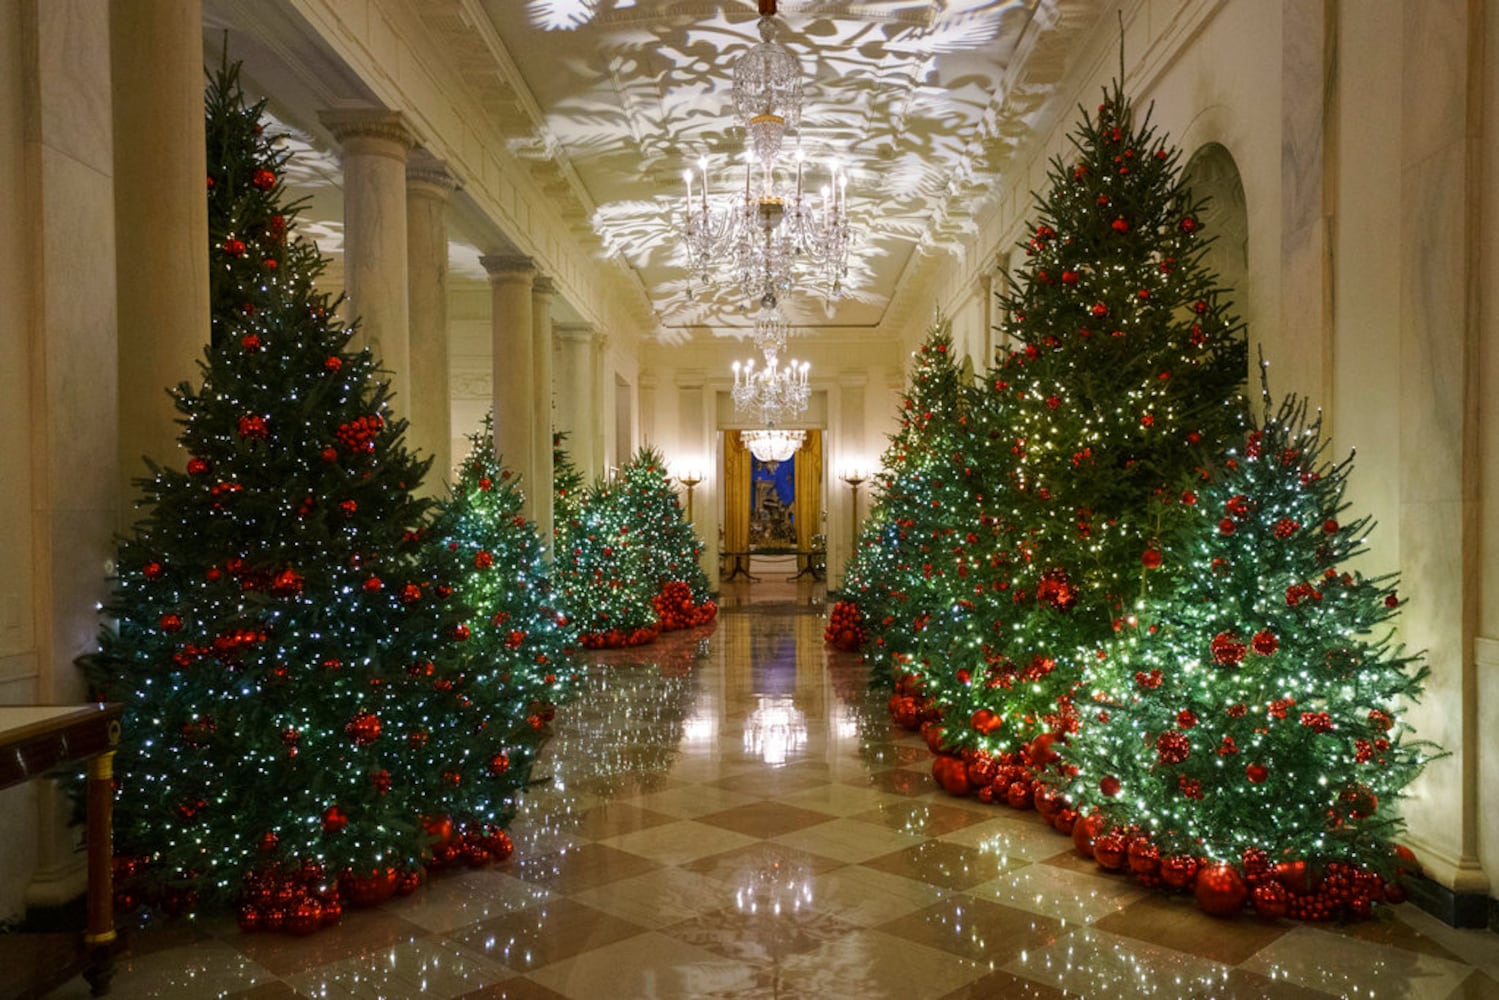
xmin=418 ymin=414 xmax=579 ymax=867
xmin=552 ymin=430 xmax=587 ymax=530
xmin=1063 ymin=383 xmax=1433 ymax=919
xmin=80 ymin=63 xmax=456 ymax=926
xmin=615 ymin=447 xmax=716 ymax=630
xmin=928 ymin=79 xmax=1248 ymax=780
xmin=836 ymin=325 xmax=983 ymax=728
xmin=555 ymin=480 xmax=660 ymax=648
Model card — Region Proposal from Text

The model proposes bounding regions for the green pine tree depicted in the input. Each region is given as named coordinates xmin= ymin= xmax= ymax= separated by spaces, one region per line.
xmin=80 ymin=63 xmax=454 ymax=924
xmin=555 ymin=479 xmax=661 ymax=648
xmin=616 ymin=447 xmax=716 ymax=629
xmin=1063 ymin=383 xmax=1434 ymax=918
xmin=419 ymin=414 xmax=579 ymax=867
xmin=931 ymin=79 xmax=1249 ymax=782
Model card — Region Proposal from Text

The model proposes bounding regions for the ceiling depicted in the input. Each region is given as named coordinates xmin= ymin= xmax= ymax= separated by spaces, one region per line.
xmin=208 ymin=0 xmax=1113 ymax=340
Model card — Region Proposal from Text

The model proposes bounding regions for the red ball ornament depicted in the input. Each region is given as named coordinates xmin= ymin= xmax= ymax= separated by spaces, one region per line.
xmin=187 ymin=456 xmax=211 ymax=476
xmin=452 ymin=623 xmax=471 ymax=641
xmin=1274 ymin=860 xmax=1314 ymax=894
xmin=241 ymin=333 xmax=261 ymax=353
xmin=1141 ymin=547 xmax=1162 ymax=569
xmin=1246 ymin=763 xmax=1269 ymax=784
xmin=1093 ymin=830 xmax=1127 ymax=870
xmin=1179 ymin=216 xmax=1199 ymax=233
xmin=1385 ymin=593 xmax=1400 ymax=608
xmin=142 ymin=561 xmax=164 ymax=580
xmin=1210 ymin=631 xmax=1247 ymax=666
xmin=1111 ymin=216 xmax=1130 ymax=233
xmin=970 ymin=708 xmax=1003 ymax=735
xmin=324 ymin=356 xmax=343 ymax=373
xmin=1322 ymin=519 xmax=1339 ymax=534
xmin=474 ymin=550 xmax=494 ymax=570
xmin=1099 ymin=775 xmax=1121 ymax=797
xmin=1252 ymin=881 xmax=1289 ymax=919
xmin=345 ymin=712 xmax=382 ymax=745
xmin=488 ymin=752 xmax=511 ymax=776
xmin=1160 ymin=854 xmax=1200 ymax=889
xmin=1072 ymin=813 xmax=1106 ymax=859
xmin=1251 ymin=630 xmax=1279 ymax=656
xmin=288 ymin=899 xmax=323 ymax=935
xmin=1195 ymin=863 xmax=1248 ymax=916
xmin=159 ymin=613 xmax=183 ymax=633
xmin=322 ymin=805 xmax=348 ymax=834
xmin=223 ymin=237 xmax=246 ymax=257
xmin=1218 ymin=518 xmax=1236 ymax=536
xmin=259 ymin=831 xmax=279 ymax=853
xmin=252 ymin=168 xmax=277 ymax=190
xmin=362 ymin=576 xmax=383 ymax=593
xmin=1127 ymin=838 xmax=1160 ymax=876
xmin=321 ymin=446 xmax=339 ymax=463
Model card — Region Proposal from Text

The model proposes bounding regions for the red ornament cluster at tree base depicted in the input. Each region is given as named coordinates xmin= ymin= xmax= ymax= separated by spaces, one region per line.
xmin=824 ymin=601 xmax=867 ymax=652
xmin=237 ymin=860 xmax=342 ymax=934
xmin=652 ymin=581 xmax=717 ymax=630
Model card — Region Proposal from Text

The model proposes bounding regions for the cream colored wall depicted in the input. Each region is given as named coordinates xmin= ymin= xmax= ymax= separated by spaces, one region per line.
xmin=924 ymin=0 xmax=1496 ymax=902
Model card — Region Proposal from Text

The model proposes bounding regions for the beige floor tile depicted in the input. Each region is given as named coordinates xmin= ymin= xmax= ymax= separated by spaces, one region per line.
xmin=1094 ymin=891 xmax=1289 ymax=966
xmin=527 ymin=931 xmax=770 ymax=999
xmin=446 ymin=897 xmax=647 ymax=974
xmin=776 ymin=781 xmax=906 ymax=816
xmin=45 ymin=940 xmax=277 ymax=999
xmin=770 ymin=815 xmax=928 ymax=863
xmin=696 ymin=801 xmax=837 ymax=838
xmin=1002 ymin=924 xmax=1240 ymax=999
xmin=508 ymin=842 xmax=660 ymax=894
xmin=938 ymin=812 xmax=1075 ymax=861
xmin=1241 ymin=923 xmax=1479 ymax=1000
xmin=283 ymin=935 xmax=513 ymax=998
xmin=776 ymin=928 xmax=991 ymax=999
xmin=848 ymin=798 xmax=995 ymax=838
xmin=570 ymin=866 xmax=734 ymax=929
xmin=633 ymin=783 xmax=762 ymax=818
xmin=967 ymin=859 xmax=1148 ymax=926
xmin=391 ymin=870 xmax=553 ymax=935
xmin=809 ymin=865 xmax=951 ymax=927
xmin=860 ymin=838 xmax=1023 ymax=891
xmin=597 ymin=818 xmax=762 ymax=865
xmin=229 ymin=907 xmax=430 ymax=978
xmin=875 ymin=895 xmax=1067 ymax=965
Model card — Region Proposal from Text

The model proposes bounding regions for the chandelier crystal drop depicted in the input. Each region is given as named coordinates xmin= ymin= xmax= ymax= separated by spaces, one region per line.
xmin=678 ymin=2 xmax=853 ymax=307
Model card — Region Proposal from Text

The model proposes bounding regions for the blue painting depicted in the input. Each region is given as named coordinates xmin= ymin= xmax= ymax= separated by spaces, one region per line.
xmin=750 ymin=456 xmax=796 ymax=549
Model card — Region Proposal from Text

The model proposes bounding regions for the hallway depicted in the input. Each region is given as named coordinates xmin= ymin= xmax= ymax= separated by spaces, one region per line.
xmin=51 ymin=595 xmax=1499 ymax=999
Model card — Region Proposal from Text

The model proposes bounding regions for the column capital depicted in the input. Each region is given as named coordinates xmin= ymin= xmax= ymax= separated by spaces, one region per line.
xmin=532 ymin=274 xmax=557 ymax=298
xmin=319 ymin=109 xmax=415 ymax=159
xmin=480 ymin=254 xmax=536 ymax=283
xmin=554 ymin=321 xmax=596 ymax=344
xmin=406 ymin=149 xmax=460 ymax=199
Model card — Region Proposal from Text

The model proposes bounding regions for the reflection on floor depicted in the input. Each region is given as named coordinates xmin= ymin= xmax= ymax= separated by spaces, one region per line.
xmin=46 ymin=589 xmax=1499 ymax=999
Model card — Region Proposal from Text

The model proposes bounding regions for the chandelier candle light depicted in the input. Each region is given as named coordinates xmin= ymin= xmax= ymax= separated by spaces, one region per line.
xmin=679 ymin=0 xmax=853 ymax=307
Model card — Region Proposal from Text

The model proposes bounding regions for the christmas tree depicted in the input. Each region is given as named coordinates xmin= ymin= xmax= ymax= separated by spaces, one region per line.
xmin=552 ymin=430 xmax=587 ymax=530
xmin=928 ymin=79 xmax=1249 ymax=781
xmin=555 ymin=480 xmax=660 ymax=648
xmin=615 ymin=447 xmax=717 ymax=630
xmin=80 ymin=63 xmax=454 ymax=928
xmin=417 ymin=414 xmax=579 ymax=869
xmin=836 ymin=325 xmax=988 ymax=733
xmin=1063 ymin=382 xmax=1433 ymax=919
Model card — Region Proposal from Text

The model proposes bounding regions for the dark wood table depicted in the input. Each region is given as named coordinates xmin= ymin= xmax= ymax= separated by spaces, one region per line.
xmin=0 ymin=703 xmax=123 ymax=997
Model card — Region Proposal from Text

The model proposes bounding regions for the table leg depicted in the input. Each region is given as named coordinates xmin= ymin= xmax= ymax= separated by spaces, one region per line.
xmin=83 ymin=750 xmax=116 ymax=996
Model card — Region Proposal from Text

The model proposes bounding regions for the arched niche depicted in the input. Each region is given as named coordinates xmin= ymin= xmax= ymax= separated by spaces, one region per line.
xmin=1182 ymin=142 xmax=1249 ymax=319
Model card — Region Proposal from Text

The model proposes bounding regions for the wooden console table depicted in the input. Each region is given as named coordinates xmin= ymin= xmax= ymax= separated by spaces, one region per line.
xmin=0 ymin=703 xmax=123 ymax=997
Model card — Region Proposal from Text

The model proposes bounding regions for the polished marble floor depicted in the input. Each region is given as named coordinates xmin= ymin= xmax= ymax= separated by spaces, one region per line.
xmin=47 ymin=581 xmax=1499 ymax=998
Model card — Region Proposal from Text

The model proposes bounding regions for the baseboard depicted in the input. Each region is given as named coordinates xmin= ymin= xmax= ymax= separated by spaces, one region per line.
xmin=1405 ymin=873 xmax=1497 ymax=930
xmin=18 ymin=893 xmax=85 ymax=934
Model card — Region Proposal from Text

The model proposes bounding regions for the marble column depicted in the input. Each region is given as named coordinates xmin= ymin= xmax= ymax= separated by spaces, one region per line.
xmin=593 ymin=334 xmax=611 ymax=477
xmin=13 ymin=0 xmax=120 ymax=914
xmin=111 ymin=0 xmax=208 ymax=511
xmin=554 ymin=323 xmax=597 ymax=477
xmin=405 ymin=151 xmax=458 ymax=492
xmin=531 ymin=276 xmax=556 ymax=546
xmin=480 ymin=255 xmax=535 ymax=520
xmin=319 ymin=110 xmax=413 ymax=411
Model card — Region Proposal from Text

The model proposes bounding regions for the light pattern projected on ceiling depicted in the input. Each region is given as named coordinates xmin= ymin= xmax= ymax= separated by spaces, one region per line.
xmin=442 ymin=0 xmax=1110 ymax=331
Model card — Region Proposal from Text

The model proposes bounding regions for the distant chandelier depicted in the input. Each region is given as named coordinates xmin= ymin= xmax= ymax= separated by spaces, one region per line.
xmin=732 ymin=337 xmax=809 ymax=426
xmin=742 ymin=428 xmax=806 ymax=464
xmin=679 ymin=0 xmax=853 ymax=308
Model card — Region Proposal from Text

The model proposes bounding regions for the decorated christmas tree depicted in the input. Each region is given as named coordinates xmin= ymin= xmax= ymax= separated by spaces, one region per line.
xmin=836 ymin=323 xmax=975 ymax=677
xmin=417 ymin=414 xmax=579 ymax=869
xmin=615 ymin=447 xmax=717 ymax=630
xmin=555 ymin=480 xmax=660 ymax=648
xmin=1063 ymin=382 xmax=1433 ymax=919
xmin=80 ymin=63 xmax=456 ymax=927
xmin=928 ymin=78 xmax=1249 ymax=783
xmin=552 ymin=430 xmax=587 ymax=530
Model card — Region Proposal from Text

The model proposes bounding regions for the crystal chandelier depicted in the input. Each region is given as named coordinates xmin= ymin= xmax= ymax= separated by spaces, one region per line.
xmin=679 ymin=0 xmax=853 ymax=307
xmin=742 ymin=427 xmax=806 ymax=464
xmin=732 ymin=343 xmax=809 ymax=425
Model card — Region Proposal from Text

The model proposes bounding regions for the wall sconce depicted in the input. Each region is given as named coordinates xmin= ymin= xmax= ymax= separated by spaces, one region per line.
xmin=676 ymin=468 xmax=704 ymax=522
xmin=839 ymin=467 xmax=868 ymax=554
